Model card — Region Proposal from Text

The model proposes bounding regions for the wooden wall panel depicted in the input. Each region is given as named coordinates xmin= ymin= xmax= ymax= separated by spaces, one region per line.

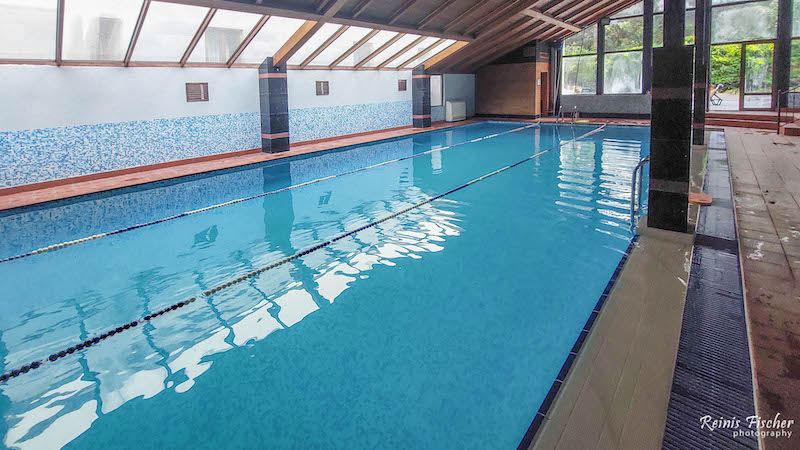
xmin=476 ymin=63 xmax=538 ymax=116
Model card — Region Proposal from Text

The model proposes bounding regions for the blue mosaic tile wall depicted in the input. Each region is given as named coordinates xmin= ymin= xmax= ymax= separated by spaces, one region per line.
xmin=289 ymin=101 xmax=412 ymax=142
xmin=1 ymin=101 xmax=414 ymax=189
xmin=0 ymin=113 xmax=261 ymax=189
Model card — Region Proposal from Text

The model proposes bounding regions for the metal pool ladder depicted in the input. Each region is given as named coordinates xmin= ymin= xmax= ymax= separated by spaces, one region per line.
xmin=630 ymin=155 xmax=650 ymax=230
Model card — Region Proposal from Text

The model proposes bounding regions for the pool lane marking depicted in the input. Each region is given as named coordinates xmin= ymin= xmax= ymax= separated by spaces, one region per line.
xmin=0 ymin=123 xmax=541 ymax=265
xmin=0 ymin=124 xmax=605 ymax=383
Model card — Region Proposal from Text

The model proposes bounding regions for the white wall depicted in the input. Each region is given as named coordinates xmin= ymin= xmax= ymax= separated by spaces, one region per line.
xmin=444 ymin=74 xmax=476 ymax=117
xmin=287 ymin=69 xmax=412 ymax=109
xmin=0 ymin=65 xmax=260 ymax=131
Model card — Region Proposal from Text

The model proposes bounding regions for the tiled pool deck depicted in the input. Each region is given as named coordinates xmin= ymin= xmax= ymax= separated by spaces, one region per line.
xmin=727 ymin=128 xmax=800 ymax=450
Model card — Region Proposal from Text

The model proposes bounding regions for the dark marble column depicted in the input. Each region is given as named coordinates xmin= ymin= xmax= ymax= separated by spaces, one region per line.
xmin=692 ymin=0 xmax=710 ymax=145
xmin=412 ymin=66 xmax=431 ymax=128
xmin=648 ymin=2 xmax=692 ymax=232
xmin=776 ymin=0 xmax=794 ymax=108
xmin=258 ymin=57 xmax=290 ymax=153
xmin=663 ymin=0 xmax=685 ymax=48
xmin=596 ymin=21 xmax=605 ymax=95
xmin=642 ymin=0 xmax=654 ymax=93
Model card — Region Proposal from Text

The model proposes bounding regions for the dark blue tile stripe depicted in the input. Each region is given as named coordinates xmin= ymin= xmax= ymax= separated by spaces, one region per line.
xmin=517 ymin=235 xmax=639 ymax=450
xmin=661 ymin=131 xmax=758 ymax=449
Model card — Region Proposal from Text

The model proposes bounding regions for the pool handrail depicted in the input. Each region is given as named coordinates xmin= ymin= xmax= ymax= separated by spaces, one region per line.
xmin=630 ymin=155 xmax=650 ymax=230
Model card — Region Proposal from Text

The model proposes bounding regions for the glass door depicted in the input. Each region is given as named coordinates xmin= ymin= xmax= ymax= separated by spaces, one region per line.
xmin=742 ymin=43 xmax=774 ymax=110
xmin=709 ymin=43 xmax=741 ymax=111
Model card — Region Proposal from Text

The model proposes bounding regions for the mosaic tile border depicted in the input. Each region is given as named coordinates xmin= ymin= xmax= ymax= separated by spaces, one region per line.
xmin=1 ymin=102 xmax=417 ymax=189
xmin=517 ymin=235 xmax=640 ymax=450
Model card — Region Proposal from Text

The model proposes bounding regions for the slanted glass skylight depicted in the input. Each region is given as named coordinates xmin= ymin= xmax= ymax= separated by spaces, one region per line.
xmin=0 ymin=0 xmax=57 ymax=60
xmin=308 ymin=25 xmax=372 ymax=66
xmin=130 ymin=2 xmax=209 ymax=62
xmin=361 ymin=34 xmax=421 ymax=68
xmin=187 ymin=9 xmax=263 ymax=64
xmin=385 ymin=36 xmax=439 ymax=68
xmin=339 ymin=29 xmax=397 ymax=67
xmin=401 ymin=39 xmax=455 ymax=69
xmin=62 ymin=0 xmax=143 ymax=61
xmin=286 ymin=23 xmax=342 ymax=66
xmin=234 ymin=15 xmax=305 ymax=65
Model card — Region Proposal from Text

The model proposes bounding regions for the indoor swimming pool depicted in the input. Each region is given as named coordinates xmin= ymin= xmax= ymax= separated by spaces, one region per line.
xmin=0 ymin=121 xmax=650 ymax=449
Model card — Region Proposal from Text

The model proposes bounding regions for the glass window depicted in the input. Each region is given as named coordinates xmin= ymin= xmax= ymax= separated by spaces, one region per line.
xmin=63 ymin=0 xmax=143 ymax=61
xmin=431 ymin=74 xmax=443 ymax=107
xmin=187 ymin=10 xmax=262 ymax=64
xmin=402 ymin=39 xmax=455 ymax=69
xmin=711 ymin=0 xmax=778 ymax=44
xmin=385 ymin=36 xmax=439 ymax=68
xmin=287 ymin=23 xmax=342 ymax=65
xmin=234 ymin=16 xmax=306 ymax=65
xmin=793 ymin=0 xmax=800 ymax=37
xmin=308 ymin=26 xmax=373 ymax=66
xmin=131 ymin=2 xmax=209 ymax=62
xmin=791 ymin=39 xmax=800 ymax=90
xmin=605 ymin=16 xmax=643 ymax=52
xmin=0 ymin=0 xmax=57 ymax=59
xmin=562 ymin=55 xmax=597 ymax=94
xmin=342 ymin=29 xmax=397 ymax=67
xmin=653 ymin=10 xmax=698 ymax=48
xmin=604 ymin=51 xmax=642 ymax=93
xmin=612 ymin=3 xmax=643 ymax=18
xmin=361 ymin=33 xmax=420 ymax=67
xmin=563 ymin=25 xmax=596 ymax=56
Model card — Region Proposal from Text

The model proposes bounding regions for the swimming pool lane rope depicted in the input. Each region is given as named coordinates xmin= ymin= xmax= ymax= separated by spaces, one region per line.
xmin=0 ymin=123 xmax=543 ymax=265
xmin=0 ymin=124 xmax=606 ymax=383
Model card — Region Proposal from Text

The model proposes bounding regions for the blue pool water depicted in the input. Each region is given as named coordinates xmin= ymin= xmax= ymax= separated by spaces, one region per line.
xmin=0 ymin=122 xmax=649 ymax=449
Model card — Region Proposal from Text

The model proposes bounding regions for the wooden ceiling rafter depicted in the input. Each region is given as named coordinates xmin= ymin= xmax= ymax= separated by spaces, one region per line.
xmin=124 ymin=0 xmax=151 ymax=67
xmin=417 ymin=0 xmax=460 ymax=29
xmin=387 ymin=0 xmax=420 ymax=25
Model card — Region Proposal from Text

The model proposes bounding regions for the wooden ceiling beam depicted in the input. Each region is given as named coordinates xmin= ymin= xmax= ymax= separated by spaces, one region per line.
xmin=180 ymin=8 xmax=216 ymax=67
xmin=388 ymin=0 xmax=420 ymax=25
xmin=329 ymin=29 xmax=380 ymax=68
xmin=462 ymin=0 xmax=635 ymax=71
xmin=442 ymin=0 xmax=490 ymax=32
xmin=350 ymin=0 xmax=376 ymax=18
xmin=541 ymin=0 xmax=639 ymax=41
xmin=272 ymin=0 xmax=350 ymax=67
xmin=464 ymin=0 xmax=533 ymax=35
xmin=446 ymin=0 xmax=578 ymax=70
xmin=124 ymin=0 xmax=150 ymax=67
xmin=522 ymin=8 xmax=580 ymax=32
xmin=417 ymin=0 xmax=460 ymax=29
xmin=300 ymin=25 xmax=349 ymax=68
xmin=227 ymin=14 xmax=270 ymax=67
xmin=354 ymin=32 xmax=406 ymax=68
xmin=377 ymin=35 xmax=426 ymax=69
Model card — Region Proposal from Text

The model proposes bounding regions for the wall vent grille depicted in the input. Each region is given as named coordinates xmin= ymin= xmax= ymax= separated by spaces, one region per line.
xmin=186 ymin=82 xmax=209 ymax=102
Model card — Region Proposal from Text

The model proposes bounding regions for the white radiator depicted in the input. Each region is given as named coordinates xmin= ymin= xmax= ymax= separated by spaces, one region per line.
xmin=445 ymin=100 xmax=467 ymax=122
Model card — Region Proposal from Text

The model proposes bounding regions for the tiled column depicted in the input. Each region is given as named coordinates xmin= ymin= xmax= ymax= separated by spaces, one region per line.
xmin=258 ymin=57 xmax=289 ymax=153
xmin=692 ymin=0 xmax=710 ymax=145
xmin=649 ymin=1 xmax=692 ymax=232
xmin=776 ymin=0 xmax=794 ymax=108
xmin=412 ymin=66 xmax=431 ymax=128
